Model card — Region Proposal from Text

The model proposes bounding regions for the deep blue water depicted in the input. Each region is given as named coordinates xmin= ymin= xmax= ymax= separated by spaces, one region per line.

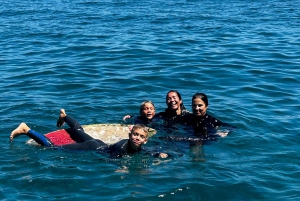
xmin=1 ymin=0 xmax=300 ymax=200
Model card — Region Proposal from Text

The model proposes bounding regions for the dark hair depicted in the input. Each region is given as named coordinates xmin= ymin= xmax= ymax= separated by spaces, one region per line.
xmin=192 ymin=93 xmax=208 ymax=106
xmin=166 ymin=90 xmax=186 ymax=110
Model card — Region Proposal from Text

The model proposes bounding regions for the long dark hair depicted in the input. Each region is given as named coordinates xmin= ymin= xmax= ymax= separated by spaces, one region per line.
xmin=192 ymin=93 xmax=208 ymax=106
xmin=166 ymin=90 xmax=186 ymax=110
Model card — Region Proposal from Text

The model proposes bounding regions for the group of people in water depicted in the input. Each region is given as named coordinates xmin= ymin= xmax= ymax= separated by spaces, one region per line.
xmin=10 ymin=90 xmax=235 ymax=159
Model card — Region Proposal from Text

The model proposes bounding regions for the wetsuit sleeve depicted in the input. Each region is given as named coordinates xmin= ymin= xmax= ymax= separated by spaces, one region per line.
xmin=209 ymin=116 xmax=223 ymax=128
xmin=27 ymin=130 xmax=52 ymax=147
xmin=209 ymin=115 xmax=237 ymax=131
xmin=144 ymin=147 xmax=173 ymax=159
xmin=107 ymin=139 xmax=129 ymax=158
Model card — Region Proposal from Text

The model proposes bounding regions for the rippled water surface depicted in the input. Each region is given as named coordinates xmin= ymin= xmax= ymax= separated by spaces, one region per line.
xmin=1 ymin=0 xmax=300 ymax=200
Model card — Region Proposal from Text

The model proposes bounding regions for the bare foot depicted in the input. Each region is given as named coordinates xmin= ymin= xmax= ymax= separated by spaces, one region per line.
xmin=57 ymin=109 xmax=67 ymax=127
xmin=10 ymin=122 xmax=30 ymax=142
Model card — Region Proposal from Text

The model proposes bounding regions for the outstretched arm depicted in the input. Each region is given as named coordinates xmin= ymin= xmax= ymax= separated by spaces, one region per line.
xmin=216 ymin=122 xmax=237 ymax=137
xmin=123 ymin=115 xmax=131 ymax=121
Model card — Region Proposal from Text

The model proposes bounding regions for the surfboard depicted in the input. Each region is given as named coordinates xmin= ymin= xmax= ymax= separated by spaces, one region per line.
xmin=26 ymin=124 xmax=157 ymax=146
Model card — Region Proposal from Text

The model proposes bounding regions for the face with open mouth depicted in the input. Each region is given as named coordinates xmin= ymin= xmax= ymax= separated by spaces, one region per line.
xmin=166 ymin=92 xmax=182 ymax=111
xmin=140 ymin=102 xmax=155 ymax=120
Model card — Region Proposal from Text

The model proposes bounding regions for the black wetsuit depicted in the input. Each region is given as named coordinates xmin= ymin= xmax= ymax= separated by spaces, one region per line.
xmin=124 ymin=115 xmax=164 ymax=130
xmin=178 ymin=113 xmax=236 ymax=137
xmin=26 ymin=115 xmax=141 ymax=158
xmin=156 ymin=108 xmax=190 ymax=124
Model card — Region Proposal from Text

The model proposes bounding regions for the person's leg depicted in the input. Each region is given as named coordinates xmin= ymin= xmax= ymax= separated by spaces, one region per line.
xmin=59 ymin=139 xmax=107 ymax=150
xmin=27 ymin=130 xmax=52 ymax=146
xmin=64 ymin=115 xmax=94 ymax=142
xmin=10 ymin=123 xmax=52 ymax=146
xmin=57 ymin=109 xmax=94 ymax=142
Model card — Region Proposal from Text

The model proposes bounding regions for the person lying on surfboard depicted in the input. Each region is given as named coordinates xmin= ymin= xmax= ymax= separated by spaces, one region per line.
xmin=10 ymin=109 xmax=168 ymax=159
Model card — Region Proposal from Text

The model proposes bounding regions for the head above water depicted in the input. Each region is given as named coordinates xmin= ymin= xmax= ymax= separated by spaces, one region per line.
xmin=192 ymin=93 xmax=209 ymax=117
xmin=165 ymin=90 xmax=186 ymax=113
xmin=129 ymin=124 xmax=149 ymax=149
xmin=139 ymin=100 xmax=156 ymax=120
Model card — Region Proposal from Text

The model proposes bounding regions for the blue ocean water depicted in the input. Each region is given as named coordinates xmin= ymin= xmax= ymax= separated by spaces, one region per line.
xmin=1 ymin=0 xmax=300 ymax=200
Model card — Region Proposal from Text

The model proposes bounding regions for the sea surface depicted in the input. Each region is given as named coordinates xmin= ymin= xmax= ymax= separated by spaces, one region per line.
xmin=1 ymin=0 xmax=300 ymax=200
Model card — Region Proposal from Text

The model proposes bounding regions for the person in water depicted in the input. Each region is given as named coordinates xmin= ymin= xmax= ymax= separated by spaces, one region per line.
xmin=123 ymin=100 xmax=157 ymax=125
xmin=10 ymin=109 xmax=168 ymax=159
xmin=156 ymin=90 xmax=190 ymax=123
xmin=179 ymin=93 xmax=236 ymax=138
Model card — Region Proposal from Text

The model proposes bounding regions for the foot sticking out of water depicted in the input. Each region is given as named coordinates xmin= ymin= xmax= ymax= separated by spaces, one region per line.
xmin=57 ymin=109 xmax=67 ymax=127
xmin=10 ymin=122 xmax=30 ymax=142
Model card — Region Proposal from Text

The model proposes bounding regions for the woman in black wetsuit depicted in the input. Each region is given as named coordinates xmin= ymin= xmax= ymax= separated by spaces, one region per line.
xmin=156 ymin=90 xmax=190 ymax=123
xmin=10 ymin=109 xmax=168 ymax=159
xmin=179 ymin=93 xmax=236 ymax=138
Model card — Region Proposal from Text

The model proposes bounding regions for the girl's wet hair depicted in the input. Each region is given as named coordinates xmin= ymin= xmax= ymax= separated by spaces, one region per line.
xmin=139 ymin=100 xmax=155 ymax=112
xmin=192 ymin=93 xmax=209 ymax=106
xmin=166 ymin=90 xmax=186 ymax=110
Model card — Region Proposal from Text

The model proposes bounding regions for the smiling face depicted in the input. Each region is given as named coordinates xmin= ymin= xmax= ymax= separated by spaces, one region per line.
xmin=192 ymin=98 xmax=208 ymax=117
xmin=166 ymin=92 xmax=182 ymax=113
xmin=140 ymin=102 xmax=155 ymax=120
xmin=129 ymin=127 xmax=148 ymax=150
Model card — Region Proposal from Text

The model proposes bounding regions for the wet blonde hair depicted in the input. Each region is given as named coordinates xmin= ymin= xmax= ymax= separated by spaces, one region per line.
xmin=139 ymin=100 xmax=155 ymax=112
xmin=131 ymin=124 xmax=149 ymax=137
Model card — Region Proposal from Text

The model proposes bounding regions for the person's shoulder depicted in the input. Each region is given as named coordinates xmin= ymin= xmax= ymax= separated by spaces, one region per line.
xmin=205 ymin=113 xmax=223 ymax=126
xmin=115 ymin=139 xmax=129 ymax=147
xmin=109 ymin=139 xmax=129 ymax=157
xmin=182 ymin=112 xmax=193 ymax=118
xmin=181 ymin=109 xmax=191 ymax=116
xmin=177 ymin=112 xmax=193 ymax=123
xmin=156 ymin=111 xmax=166 ymax=117
xmin=206 ymin=113 xmax=220 ymax=121
xmin=154 ymin=112 xmax=168 ymax=121
xmin=134 ymin=116 xmax=149 ymax=124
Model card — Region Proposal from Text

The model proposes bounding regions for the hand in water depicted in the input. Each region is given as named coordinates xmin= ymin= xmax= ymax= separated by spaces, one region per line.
xmin=159 ymin=153 xmax=168 ymax=158
xmin=123 ymin=115 xmax=131 ymax=121
xmin=216 ymin=130 xmax=229 ymax=137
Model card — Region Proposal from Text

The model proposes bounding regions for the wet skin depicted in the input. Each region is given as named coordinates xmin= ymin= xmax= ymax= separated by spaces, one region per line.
xmin=129 ymin=128 xmax=148 ymax=150
xmin=140 ymin=103 xmax=155 ymax=120
xmin=166 ymin=92 xmax=182 ymax=114
xmin=192 ymin=98 xmax=208 ymax=117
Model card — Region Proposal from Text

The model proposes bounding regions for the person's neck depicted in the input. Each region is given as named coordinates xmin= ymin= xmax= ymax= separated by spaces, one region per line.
xmin=140 ymin=116 xmax=152 ymax=123
xmin=176 ymin=108 xmax=181 ymax=115
xmin=129 ymin=141 xmax=141 ymax=151
xmin=194 ymin=112 xmax=207 ymax=119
